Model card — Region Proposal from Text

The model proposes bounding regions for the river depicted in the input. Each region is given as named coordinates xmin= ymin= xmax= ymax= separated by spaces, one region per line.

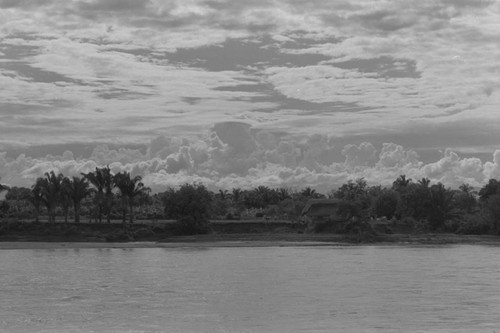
xmin=0 ymin=244 xmax=499 ymax=332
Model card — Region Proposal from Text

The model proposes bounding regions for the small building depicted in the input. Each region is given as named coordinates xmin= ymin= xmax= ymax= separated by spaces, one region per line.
xmin=300 ymin=199 xmax=344 ymax=224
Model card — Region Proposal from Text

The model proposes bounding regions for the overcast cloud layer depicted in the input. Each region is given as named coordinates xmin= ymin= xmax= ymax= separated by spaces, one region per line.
xmin=1 ymin=0 xmax=500 ymax=191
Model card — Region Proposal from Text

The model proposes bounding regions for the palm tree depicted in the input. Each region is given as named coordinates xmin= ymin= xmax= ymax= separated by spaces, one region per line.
xmin=101 ymin=167 xmax=115 ymax=223
xmin=66 ymin=176 xmax=91 ymax=223
xmin=301 ymin=187 xmax=317 ymax=198
xmin=114 ymin=172 xmax=150 ymax=224
xmin=277 ymin=187 xmax=291 ymax=201
xmin=252 ymin=186 xmax=279 ymax=208
xmin=83 ymin=168 xmax=103 ymax=222
xmin=29 ymin=181 xmax=44 ymax=223
xmin=301 ymin=187 xmax=324 ymax=199
xmin=217 ymin=189 xmax=232 ymax=202
xmin=114 ymin=173 xmax=129 ymax=224
xmin=417 ymin=178 xmax=431 ymax=188
xmin=427 ymin=183 xmax=457 ymax=230
xmin=457 ymin=183 xmax=477 ymax=214
xmin=392 ymin=175 xmax=412 ymax=191
xmin=459 ymin=183 xmax=474 ymax=194
xmin=83 ymin=167 xmax=114 ymax=223
xmin=61 ymin=177 xmax=72 ymax=223
xmin=231 ymin=188 xmax=243 ymax=207
xmin=37 ymin=171 xmax=64 ymax=223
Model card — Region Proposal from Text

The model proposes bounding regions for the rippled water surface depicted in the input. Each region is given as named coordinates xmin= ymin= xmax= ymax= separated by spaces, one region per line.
xmin=1 ymin=244 xmax=500 ymax=332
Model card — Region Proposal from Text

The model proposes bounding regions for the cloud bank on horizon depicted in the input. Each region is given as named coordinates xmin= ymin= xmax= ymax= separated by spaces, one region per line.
xmin=2 ymin=124 xmax=500 ymax=193
xmin=1 ymin=0 xmax=500 ymax=191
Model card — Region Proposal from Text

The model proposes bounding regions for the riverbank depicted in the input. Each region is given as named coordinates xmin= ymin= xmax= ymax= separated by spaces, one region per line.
xmin=1 ymin=220 xmax=500 ymax=247
xmin=1 ymin=233 xmax=500 ymax=249
xmin=160 ymin=232 xmax=500 ymax=246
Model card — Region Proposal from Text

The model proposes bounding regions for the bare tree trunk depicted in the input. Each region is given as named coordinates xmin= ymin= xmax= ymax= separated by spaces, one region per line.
xmin=106 ymin=195 xmax=113 ymax=224
xmin=34 ymin=207 xmax=40 ymax=223
xmin=98 ymin=204 xmax=102 ymax=223
xmin=107 ymin=205 xmax=112 ymax=223
xmin=64 ymin=205 xmax=69 ymax=223
xmin=122 ymin=198 xmax=127 ymax=224
xmin=129 ymin=201 xmax=134 ymax=224
xmin=74 ymin=202 xmax=80 ymax=224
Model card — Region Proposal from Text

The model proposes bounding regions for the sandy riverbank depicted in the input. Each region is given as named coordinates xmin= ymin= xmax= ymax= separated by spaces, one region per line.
xmin=1 ymin=233 xmax=499 ymax=249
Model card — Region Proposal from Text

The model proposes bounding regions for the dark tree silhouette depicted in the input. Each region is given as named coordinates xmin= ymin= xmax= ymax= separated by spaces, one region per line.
xmin=114 ymin=172 xmax=150 ymax=224
xmin=35 ymin=171 xmax=64 ymax=223
xmin=83 ymin=167 xmax=114 ymax=223
xmin=163 ymin=183 xmax=212 ymax=234
xmin=66 ymin=176 xmax=91 ymax=223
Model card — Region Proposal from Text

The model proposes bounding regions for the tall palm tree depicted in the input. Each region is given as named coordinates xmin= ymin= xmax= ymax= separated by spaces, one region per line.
xmin=101 ymin=167 xmax=115 ymax=223
xmin=114 ymin=172 xmax=150 ymax=224
xmin=61 ymin=177 xmax=72 ymax=223
xmin=252 ymin=185 xmax=276 ymax=208
xmin=417 ymin=178 xmax=431 ymax=188
xmin=29 ymin=180 xmax=44 ymax=223
xmin=218 ymin=189 xmax=229 ymax=201
xmin=38 ymin=171 xmax=64 ymax=223
xmin=82 ymin=168 xmax=103 ymax=222
xmin=277 ymin=187 xmax=291 ymax=201
xmin=301 ymin=187 xmax=324 ymax=199
xmin=428 ymin=183 xmax=457 ymax=230
xmin=83 ymin=167 xmax=114 ymax=223
xmin=67 ymin=176 xmax=91 ymax=223
xmin=459 ymin=183 xmax=474 ymax=194
xmin=392 ymin=175 xmax=412 ymax=191
xmin=231 ymin=188 xmax=243 ymax=207
xmin=114 ymin=173 xmax=129 ymax=224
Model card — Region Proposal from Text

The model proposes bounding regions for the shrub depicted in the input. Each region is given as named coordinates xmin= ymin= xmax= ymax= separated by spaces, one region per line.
xmin=373 ymin=189 xmax=399 ymax=220
xmin=162 ymin=183 xmax=212 ymax=235
xmin=133 ymin=227 xmax=155 ymax=239
xmin=176 ymin=216 xmax=209 ymax=235
xmin=62 ymin=226 xmax=81 ymax=237
xmin=483 ymin=194 xmax=500 ymax=232
xmin=308 ymin=219 xmax=329 ymax=233
xmin=105 ymin=229 xmax=134 ymax=242
xmin=456 ymin=214 xmax=492 ymax=235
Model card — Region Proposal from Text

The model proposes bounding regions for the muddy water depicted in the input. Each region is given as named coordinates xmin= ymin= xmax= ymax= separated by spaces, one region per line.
xmin=1 ymin=245 xmax=499 ymax=332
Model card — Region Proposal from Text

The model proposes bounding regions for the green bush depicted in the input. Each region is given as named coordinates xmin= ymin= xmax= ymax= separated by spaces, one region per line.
xmin=105 ymin=229 xmax=134 ymax=242
xmin=176 ymin=216 xmax=209 ymax=235
xmin=133 ymin=227 xmax=155 ymax=238
xmin=456 ymin=214 xmax=492 ymax=235
xmin=62 ymin=226 xmax=81 ymax=237
xmin=162 ymin=183 xmax=212 ymax=235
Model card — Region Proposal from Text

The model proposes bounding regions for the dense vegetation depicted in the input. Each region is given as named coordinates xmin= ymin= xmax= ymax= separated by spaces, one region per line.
xmin=1 ymin=169 xmax=500 ymax=238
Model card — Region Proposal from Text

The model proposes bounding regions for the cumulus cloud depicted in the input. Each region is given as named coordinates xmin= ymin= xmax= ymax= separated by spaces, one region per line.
xmin=377 ymin=143 xmax=420 ymax=169
xmin=484 ymin=150 xmax=500 ymax=180
xmin=1 ymin=124 xmax=499 ymax=193
xmin=342 ymin=142 xmax=377 ymax=167
xmin=422 ymin=149 xmax=485 ymax=187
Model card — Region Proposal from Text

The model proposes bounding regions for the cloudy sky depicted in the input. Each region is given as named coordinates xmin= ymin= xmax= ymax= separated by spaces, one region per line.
xmin=1 ymin=0 xmax=500 ymax=192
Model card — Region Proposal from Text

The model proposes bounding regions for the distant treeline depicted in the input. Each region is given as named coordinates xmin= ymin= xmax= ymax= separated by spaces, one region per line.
xmin=1 ymin=169 xmax=500 ymax=235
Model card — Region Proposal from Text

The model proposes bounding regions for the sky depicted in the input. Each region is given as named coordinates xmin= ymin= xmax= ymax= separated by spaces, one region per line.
xmin=1 ymin=0 xmax=500 ymax=193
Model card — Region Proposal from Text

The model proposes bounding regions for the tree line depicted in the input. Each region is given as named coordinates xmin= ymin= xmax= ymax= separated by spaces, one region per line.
xmin=1 ymin=167 xmax=150 ymax=224
xmin=1 ymin=172 xmax=500 ymax=235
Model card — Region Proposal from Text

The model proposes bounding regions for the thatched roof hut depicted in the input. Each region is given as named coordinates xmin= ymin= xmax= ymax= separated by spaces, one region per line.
xmin=301 ymin=199 xmax=344 ymax=222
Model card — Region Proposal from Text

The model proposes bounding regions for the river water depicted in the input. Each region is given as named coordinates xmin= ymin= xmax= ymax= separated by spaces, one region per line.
xmin=1 ymin=244 xmax=499 ymax=332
